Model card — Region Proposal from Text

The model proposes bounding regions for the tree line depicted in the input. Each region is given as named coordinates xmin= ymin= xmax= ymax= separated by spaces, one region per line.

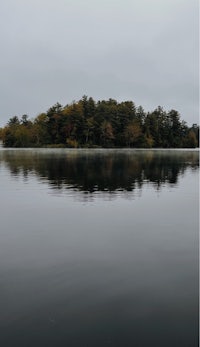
xmin=0 ymin=96 xmax=199 ymax=148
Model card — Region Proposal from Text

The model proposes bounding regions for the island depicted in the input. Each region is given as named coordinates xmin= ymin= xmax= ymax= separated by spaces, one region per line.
xmin=0 ymin=96 xmax=199 ymax=148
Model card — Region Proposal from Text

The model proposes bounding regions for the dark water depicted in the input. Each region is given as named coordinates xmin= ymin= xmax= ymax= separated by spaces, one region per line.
xmin=0 ymin=149 xmax=199 ymax=347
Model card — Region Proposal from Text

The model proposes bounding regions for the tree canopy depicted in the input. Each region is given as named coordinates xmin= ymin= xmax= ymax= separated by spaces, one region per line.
xmin=0 ymin=96 xmax=199 ymax=148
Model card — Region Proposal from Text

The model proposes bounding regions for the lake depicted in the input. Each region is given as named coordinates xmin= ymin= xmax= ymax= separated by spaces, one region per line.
xmin=0 ymin=149 xmax=199 ymax=347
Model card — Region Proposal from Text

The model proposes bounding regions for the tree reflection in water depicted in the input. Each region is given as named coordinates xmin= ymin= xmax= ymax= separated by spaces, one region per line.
xmin=0 ymin=149 xmax=199 ymax=195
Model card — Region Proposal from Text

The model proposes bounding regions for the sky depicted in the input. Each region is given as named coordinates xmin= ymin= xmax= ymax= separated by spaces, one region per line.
xmin=0 ymin=0 xmax=199 ymax=126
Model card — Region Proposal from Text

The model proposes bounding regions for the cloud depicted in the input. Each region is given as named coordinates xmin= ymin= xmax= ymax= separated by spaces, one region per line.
xmin=0 ymin=0 xmax=198 ymax=126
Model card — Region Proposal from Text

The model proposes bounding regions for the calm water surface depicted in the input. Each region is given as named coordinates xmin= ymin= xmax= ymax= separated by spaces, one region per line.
xmin=0 ymin=149 xmax=199 ymax=347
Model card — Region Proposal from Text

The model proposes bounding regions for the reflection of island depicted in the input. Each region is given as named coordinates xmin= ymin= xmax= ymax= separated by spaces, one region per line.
xmin=0 ymin=149 xmax=199 ymax=193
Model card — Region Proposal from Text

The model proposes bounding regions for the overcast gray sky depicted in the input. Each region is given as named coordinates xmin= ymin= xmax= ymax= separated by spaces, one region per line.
xmin=0 ymin=0 xmax=199 ymax=126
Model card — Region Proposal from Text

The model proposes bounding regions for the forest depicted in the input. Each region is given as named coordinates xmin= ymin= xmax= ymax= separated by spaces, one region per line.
xmin=0 ymin=96 xmax=199 ymax=148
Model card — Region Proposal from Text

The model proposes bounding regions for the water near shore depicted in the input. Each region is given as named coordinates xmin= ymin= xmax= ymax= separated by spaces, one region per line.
xmin=0 ymin=149 xmax=199 ymax=347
